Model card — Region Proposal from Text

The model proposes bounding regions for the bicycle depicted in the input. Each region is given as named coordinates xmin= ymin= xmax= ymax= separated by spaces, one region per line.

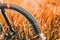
xmin=0 ymin=1 xmax=45 ymax=40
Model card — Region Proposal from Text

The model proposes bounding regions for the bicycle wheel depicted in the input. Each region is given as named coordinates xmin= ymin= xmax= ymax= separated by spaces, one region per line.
xmin=0 ymin=3 xmax=42 ymax=40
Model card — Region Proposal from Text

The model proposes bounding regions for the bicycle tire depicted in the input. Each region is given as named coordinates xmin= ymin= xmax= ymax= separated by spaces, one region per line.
xmin=0 ymin=3 xmax=41 ymax=35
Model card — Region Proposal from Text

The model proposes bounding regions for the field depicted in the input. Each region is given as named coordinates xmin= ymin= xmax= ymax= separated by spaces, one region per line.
xmin=0 ymin=0 xmax=60 ymax=40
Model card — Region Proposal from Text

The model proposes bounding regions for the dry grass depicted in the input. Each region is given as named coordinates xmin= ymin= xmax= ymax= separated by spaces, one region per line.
xmin=0 ymin=0 xmax=60 ymax=40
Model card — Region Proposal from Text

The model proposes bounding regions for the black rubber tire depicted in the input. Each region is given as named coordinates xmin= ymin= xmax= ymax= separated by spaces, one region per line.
xmin=0 ymin=3 xmax=41 ymax=35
